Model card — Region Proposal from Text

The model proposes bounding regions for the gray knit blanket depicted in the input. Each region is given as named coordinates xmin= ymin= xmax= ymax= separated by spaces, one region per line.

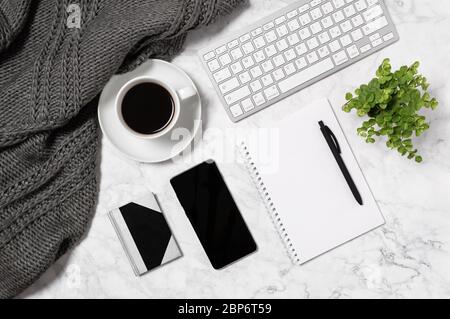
xmin=0 ymin=0 xmax=243 ymax=298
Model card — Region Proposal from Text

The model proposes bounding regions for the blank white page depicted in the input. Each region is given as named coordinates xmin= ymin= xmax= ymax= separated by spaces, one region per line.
xmin=246 ymin=99 xmax=384 ymax=264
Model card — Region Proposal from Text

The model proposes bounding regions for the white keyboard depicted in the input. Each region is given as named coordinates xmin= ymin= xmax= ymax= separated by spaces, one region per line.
xmin=199 ymin=0 xmax=399 ymax=122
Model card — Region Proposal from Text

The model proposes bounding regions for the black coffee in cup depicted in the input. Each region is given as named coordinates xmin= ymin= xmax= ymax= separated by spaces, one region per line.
xmin=121 ymin=82 xmax=175 ymax=135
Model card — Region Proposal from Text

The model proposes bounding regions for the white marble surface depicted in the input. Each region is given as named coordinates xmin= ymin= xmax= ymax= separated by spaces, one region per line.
xmin=22 ymin=0 xmax=450 ymax=298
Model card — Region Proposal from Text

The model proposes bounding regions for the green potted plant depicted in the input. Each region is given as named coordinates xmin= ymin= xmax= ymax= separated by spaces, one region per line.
xmin=343 ymin=59 xmax=438 ymax=163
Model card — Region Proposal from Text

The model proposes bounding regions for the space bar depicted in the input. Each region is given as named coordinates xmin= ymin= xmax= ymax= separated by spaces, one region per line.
xmin=278 ymin=58 xmax=334 ymax=93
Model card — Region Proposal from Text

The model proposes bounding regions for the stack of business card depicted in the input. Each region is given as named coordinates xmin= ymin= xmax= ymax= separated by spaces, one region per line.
xmin=108 ymin=193 xmax=182 ymax=276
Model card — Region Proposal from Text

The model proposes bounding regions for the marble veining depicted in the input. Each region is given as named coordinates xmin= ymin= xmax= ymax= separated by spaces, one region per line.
xmin=22 ymin=0 xmax=450 ymax=298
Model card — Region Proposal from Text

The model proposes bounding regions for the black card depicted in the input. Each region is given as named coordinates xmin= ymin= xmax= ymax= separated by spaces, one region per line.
xmin=109 ymin=193 xmax=182 ymax=275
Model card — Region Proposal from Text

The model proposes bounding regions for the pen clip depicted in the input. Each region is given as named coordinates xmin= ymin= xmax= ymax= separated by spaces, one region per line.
xmin=325 ymin=126 xmax=341 ymax=154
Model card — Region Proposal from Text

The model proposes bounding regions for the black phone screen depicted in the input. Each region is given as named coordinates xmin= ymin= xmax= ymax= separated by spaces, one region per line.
xmin=170 ymin=160 xmax=257 ymax=269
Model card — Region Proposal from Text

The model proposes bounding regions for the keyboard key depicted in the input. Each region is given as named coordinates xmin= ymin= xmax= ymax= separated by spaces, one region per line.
xmin=329 ymin=40 xmax=341 ymax=52
xmin=287 ymin=9 xmax=298 ymax=19
xmin=372 ymin=37 xmax=383 ymax=47
xmin=307 ymin=51 xmax=319 ymax=63
xmin=355 ymin=0 xmax=367 ymax=12
xmin=310 ymin=21 xmax=322 ymax=34
xmin=228 ymin=39 xmax=239 ymax=49
xmin=340 ymin=20 xmax=353 ymax=33
xmin=329 ymin=26 xmax=342 ymax=38
xmin=295 ymin=57 xmax=308 ymax=69
xmin=265 ymin=45 xmax=277 ymax=57
xmin=231 ymin=61 xmax=243 ymax=74
xmin=318 ymin=31 xmax=331 ymax=44
xmin=299 ymin=27 xmax=312 ymax=40
xmin=360 ymin=43 xmax=371 ymax=53
xmin=240 ymin=33 xmax=251 ymax=43
xmin=241 ymin=98 xmax=255 ymax=112
xmin=310 ymin=8 xmax=323 ymax=20
xmin=216 ymin=45 xmax=227 ymax=55
xmin=298 ymin=4 xmax=310 ymax=14
xmin=333 ymin=50 xmax=348 ymax=65
xmin=242 ymin=56 xmax=255 ymax=68
xmin=230 ymin=48 xmax=243 ymax=60
xmin=253 ymin=93 xmax=266 ymax=106
xmin=340 ymin=34 xmax=352 ymax=47
xmin=251 ymin=28 xmax=263 ymax=37
xmin=332 ymin=10 xmax=345 ymax=23
xmin=254 ymin=50 xmax=266 ymax=63
xmin=344 ymin=4 xmax=356 ymax=17
xmin=363 ymin=16 xmax=388 ymax=35
xmin=219 ymin=53 xmax=232 ymax=66
xmin=250 ymin=79 xmax=262 ymax=92
xmin=288 ymin=19 xmax=301 ymax=32
xmin=266 ymin=30 xmax=277 ymax=43
xmin=310 ymin=0 xmax=322 ymax=7
xmin=369 ymin=33 xmax=380 ymax=42
xmin=261 ymin=74 xmax=274 ymax=86
xmin=242 ymin=42 xmax=255 ymax=54
xmin=299 ymin=13 xmax=312 ymax=26
xmin=213 ymin=68 xmax=232 ymax=83
xmin=364 ymin=5 xmax=383 ymax=22
xmin=264 ymin=85 xmax=280 ymax=100
xmin=318 ymin=45 xmax=330 ymax=57
xmin=351 ymin=28 xmax=363 ymax=41
xmin=333 ymin=0 xmax=345 ymax=9
xmin=224 ymin=86 xmax=250 ymax=105
xmin=279 ymin=58 xmax=334 ymax=93
xmin=239 ymin=71 xmax=252 ymax=84
xmin=284 ymin=63 xmax=296 ymax=75
xmin=307 ymin=37 xmax=319 ymax=49
xmin=273 ymin=54 xmax=286 ymax=67
xmin=351 ymin=14 xmax=364 ymax=27
xmin=367 ymin=0 xmax=379 ymax=6
xmin=275 ymin=16 xmax=287 ymax=25
xmin=220 ymin=78 xmax=240 ymax=94
xmin=295 ymin=43 xmax=308 ymax=55
xmin=322 ymin=1 xmax=334 ymax=14
xmin=203 ymin=51 xmax=215 ymax=61
xmin=265 ymin=30 xmax=278 ymax=42
xmin=284 ymin=48 xmax=297 ymax=61
xmin=250 ymin=65 xmax=263 ymax=78
xmin=230 ymin=104 xmax=243 ymax=117
xmin=253 ymin=36 xmax=266 ymax=49
xmin=276 ymin=38 xmax=289 ymax=51
xmin=276 ymin=24 xmax=289 ymax=37
xmin=347 ymin=44 xmax=360 ymax=58
xmin=262 ymin=60 xmax=274 ymax=72
xmin=263 ymin=21 xmax=275 ymax=30
xmin=208 ymin=59 xmax=220 ymax=72
xmin=383 ymin=32 xmax=394 ymax=41
xmin=287 ymin=33 xmax=300 ymax=45
xmin=321 ymin=16 xmax=333 ymax=28
xmin=273 ymin=69 xmax=286 ymax=81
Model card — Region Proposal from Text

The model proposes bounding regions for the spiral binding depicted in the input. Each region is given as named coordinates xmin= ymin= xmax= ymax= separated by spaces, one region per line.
xmin=239 ymin=141 xmax=301 ymax=264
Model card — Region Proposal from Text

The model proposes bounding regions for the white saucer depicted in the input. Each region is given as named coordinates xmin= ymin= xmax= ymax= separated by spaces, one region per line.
xmin=98 ymin=59 xmax=201 ymax=163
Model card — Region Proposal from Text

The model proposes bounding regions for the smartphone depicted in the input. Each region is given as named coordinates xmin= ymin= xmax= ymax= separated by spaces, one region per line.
xmin=170 ymin=160 xmax=257 ymax=269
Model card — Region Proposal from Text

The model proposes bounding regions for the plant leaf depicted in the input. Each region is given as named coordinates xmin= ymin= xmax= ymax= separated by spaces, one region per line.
xmin=341 ymin=58 xmax=438 ymax=162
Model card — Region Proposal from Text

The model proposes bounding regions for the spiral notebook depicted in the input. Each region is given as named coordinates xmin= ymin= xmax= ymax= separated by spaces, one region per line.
xmin=239 ymin=99 xmax=384 ymax=264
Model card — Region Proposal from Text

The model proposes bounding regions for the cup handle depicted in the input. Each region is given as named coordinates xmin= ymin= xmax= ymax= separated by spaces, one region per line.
xmin=177 ymin=86 xmax=197 ymax=102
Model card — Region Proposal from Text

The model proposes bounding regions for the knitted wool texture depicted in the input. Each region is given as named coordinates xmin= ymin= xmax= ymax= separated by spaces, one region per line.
xmin=0 ymin=0 xmax=243 ymax=298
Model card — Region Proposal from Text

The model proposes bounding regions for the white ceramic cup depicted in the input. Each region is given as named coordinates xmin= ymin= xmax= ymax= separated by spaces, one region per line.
xmin=116 ymin=77 xmax=196 ymax=139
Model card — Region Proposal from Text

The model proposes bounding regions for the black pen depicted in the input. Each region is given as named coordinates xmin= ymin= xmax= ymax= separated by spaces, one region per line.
xmin=319 ymin=121 xmax=363 ymax=206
